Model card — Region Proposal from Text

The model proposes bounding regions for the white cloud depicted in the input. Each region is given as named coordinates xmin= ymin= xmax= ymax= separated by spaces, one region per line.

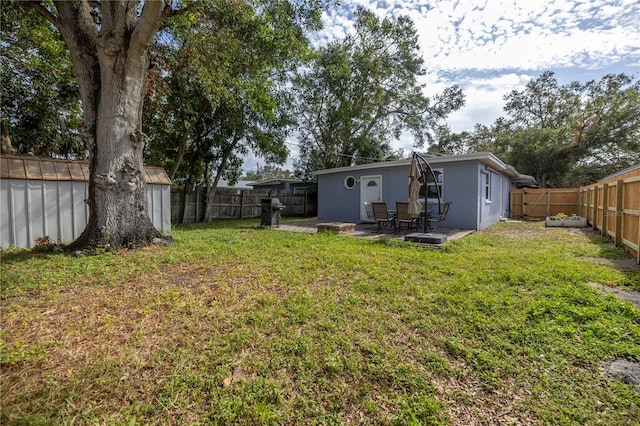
xmin=321 ymin=0 xmax=638 ymax=123
xmin=318 ymin=0 xmax=640 ymax=74
xmin=262 ymin=0 xmax=640 ymax=170
xmin=444 ymin=73 xmax=534 ymax=132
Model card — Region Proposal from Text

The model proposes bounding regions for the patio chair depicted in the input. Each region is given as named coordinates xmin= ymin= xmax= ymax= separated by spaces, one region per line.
xmin=371 ymin=202 xmax=396 ymax=232
xmin=363 ymin=201 xmax=375 ymax=221
xmin=395 ymin=202 xmax=418 ymax=232
xmin=427 ymin=201 xmax=451 ymax=231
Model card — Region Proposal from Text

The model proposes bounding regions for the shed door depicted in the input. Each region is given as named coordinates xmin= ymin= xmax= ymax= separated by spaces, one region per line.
xmin=360 ymin=175 xmax=382 ymax=222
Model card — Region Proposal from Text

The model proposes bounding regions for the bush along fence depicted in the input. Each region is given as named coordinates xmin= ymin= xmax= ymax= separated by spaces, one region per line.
xmin=578 ymin=166 xmax=640 ymax=262
xmin=171 ymin=186 xmax=317 ymax=224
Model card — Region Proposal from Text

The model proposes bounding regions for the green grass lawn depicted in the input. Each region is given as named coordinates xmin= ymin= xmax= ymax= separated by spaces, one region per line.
xmin=1 ymin=220 xmax=639 ymax=425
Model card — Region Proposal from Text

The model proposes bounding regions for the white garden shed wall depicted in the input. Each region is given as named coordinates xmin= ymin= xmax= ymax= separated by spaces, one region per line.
xmin=0 ymin=155 xmax=171 ymax=248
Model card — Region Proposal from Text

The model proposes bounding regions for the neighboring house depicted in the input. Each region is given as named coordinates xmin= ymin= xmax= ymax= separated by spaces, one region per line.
xmin=216 ymin=179 xmax=256 ymax=189
xmin=0 ymin=155 xmax=171 ymax=248
xmin=249 ymin=178 xmax=311 ymax=194
xmin=312 ymin=152 xmax=536 ymax=231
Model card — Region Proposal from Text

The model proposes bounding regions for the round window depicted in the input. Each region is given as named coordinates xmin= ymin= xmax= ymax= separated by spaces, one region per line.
xmin=344 ymin=176 xmax=357 ymax=189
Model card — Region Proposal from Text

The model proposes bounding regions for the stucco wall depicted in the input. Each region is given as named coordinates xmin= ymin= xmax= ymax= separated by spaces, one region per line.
xmin=317 ymin=170 xmax=365 ymax=222
xmin=476 ymin=163 xmax=514 ymax=230
xmin=437 ymin=161 xmax=477 ymax=230
xmin=317 ymin=159 xmax=515 ymax=230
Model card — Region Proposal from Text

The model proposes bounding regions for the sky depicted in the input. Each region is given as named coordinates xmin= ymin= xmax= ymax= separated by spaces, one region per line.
xmin=248 ymin=0 xmax=640 ymax=173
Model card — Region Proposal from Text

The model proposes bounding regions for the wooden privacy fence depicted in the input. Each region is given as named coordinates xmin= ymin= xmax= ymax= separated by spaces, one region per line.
xmin=510 ymin=166 xmax=640 ymax=262
xmin=578 ymin=166 xmax=640 ymax=262
xmin=171 ymin=186 xmax=317 ymax=224
xmin=510 ymin=188 xmax=580 ymax=219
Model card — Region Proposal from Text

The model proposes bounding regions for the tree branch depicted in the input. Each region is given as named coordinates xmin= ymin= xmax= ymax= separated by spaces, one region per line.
xmin=130 ymin=0 xmax=171 ymax=56
xmin=52 ymin=0 xmax=99 ymax=48
xmin=26 ymin=1 xmax=60 ymax=28
xmin=170 ymin=107 xmax=208 ymax=181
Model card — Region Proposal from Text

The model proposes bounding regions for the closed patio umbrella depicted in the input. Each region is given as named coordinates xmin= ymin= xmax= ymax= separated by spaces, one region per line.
xmin=407 ymin=156 xmax=422 ymax=217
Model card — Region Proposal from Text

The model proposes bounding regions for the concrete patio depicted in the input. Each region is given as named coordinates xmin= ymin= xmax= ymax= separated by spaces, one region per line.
xmin=274 ymin=219 xmax=474 ymax=242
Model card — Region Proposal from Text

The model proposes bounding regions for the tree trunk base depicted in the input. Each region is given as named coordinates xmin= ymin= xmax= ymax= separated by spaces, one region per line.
xmin=66 ymin=220 xmax=173 ymax=254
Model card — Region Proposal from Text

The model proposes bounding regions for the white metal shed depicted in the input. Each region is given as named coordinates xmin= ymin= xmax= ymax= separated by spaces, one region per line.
xmin=0 ymin=155 xmax=171 ymax=248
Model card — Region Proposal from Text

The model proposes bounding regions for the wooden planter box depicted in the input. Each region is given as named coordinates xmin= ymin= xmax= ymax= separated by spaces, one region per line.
xmin=545 ymin=217 xmax=587 ymax=228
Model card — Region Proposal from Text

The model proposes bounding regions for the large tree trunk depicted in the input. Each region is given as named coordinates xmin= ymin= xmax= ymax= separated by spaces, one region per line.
xmin=33 ymin=1 xmax=173 ymax=251
xmin=1 ymin=121 xmax=11 ymax=154
xmin=77 ymin=44 xmax=162 ymax=249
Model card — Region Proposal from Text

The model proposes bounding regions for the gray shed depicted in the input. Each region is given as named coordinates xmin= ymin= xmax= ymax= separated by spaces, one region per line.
xmin=1 ymin=155 xmax=171 ymax=248
xmin=312 ymin=152 xmax=535 ymax=231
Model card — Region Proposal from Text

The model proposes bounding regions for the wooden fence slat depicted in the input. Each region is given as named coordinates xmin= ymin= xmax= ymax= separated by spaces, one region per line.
xmin=170 ymin=187 xmax=317 ymax=224
xmin=512 ymin=167 xmax=639 ymax=262
xmin=615 ymin=179 xmax=624 ymax=247
xmin=601 ymin=183 xmax=608 ymax=237
xmin=510 ymin=188 xmax=580 ymax=219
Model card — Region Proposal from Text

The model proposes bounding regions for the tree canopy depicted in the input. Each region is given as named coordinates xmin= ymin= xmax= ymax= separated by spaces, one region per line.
xmin=431 ymin=72 xmax=640 ymax=187
xmin=292 ymin=8 xmax=464 ymax=177
xmin=143 ymin=0 xmax=309 ymax=190
xmin=244 ymin=163 xmax=293 ymax=181
xmin=9 ymin=0 xmax=326 ymax=251
xmin=1 ymin=3 xmax=83 ymax=157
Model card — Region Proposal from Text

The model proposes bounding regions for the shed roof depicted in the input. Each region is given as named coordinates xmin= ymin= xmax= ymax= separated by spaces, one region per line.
xmin=0 ymin=155 xmax=171 ymax=185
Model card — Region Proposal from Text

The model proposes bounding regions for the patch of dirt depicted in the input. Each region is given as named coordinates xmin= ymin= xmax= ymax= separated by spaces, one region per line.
xmin=566 ymin=227 xmax=640 ymax=307
xmin=588 ymin=283 xmax=640 ymax=308
xmin=601 ymin=359 xmax=640 ymax=389
xmin=581 ymin=257 xmax=640 ymax=272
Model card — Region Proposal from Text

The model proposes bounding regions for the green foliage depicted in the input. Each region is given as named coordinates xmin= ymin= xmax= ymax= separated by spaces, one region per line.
xmin=453 ymin=71 xmax=640 ymax=187
xmin=0 ymin=340 xmax=47 ymax=364
xmin=244 ymin=163 xmax=293 ymax=180
xmin=144 ymin=0 xmax=321 ymax=188
xmin=0 ymin=1 xmax=84 ymax=157
xmin=293 ymin=8 xmax=464 ymax=177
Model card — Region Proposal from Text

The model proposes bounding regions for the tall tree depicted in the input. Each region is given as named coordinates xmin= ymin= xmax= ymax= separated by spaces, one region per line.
xmin=499 ymin=72 xmax=639 ymax=187
xmin=293 ymin=8 xmax=464 ymax=177
xmin=244 ymin=164 xmax=293 ymax=181
xmin=574 ymin=73 xmax=640 ymax=173
xmin=19 ymin=0 xmax=324 ymax=250
xmin=143 ymin=1 xmax=306 ymax=188
xmin=22 ymin=0 xmax=175 ymax=250
xmin=142 ymin=1 xmax=317 ymax=222
xmin=427 ymin=129 xmax=471 ymax=156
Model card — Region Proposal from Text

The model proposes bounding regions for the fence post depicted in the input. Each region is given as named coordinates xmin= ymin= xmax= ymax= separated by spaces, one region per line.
xmin=637 ymin=210 xmax=640 ymax=265
xmin=587 ymin=187 xmax=595 ymax=222
xmin=601 ymin=184 xmax=608 ymax=237
xmin=546 ymin=189 xmax=551 ymax=217
xmin=510 ymin=190 xmax=514 ymax=217
xmin=303 ymin=189 xmax=307 ymax=217
xmin=578 ymin=189 xmax=583 ymax=218
xmin=239 ymin=190 xmax=245 ymax=219
xmin=592 ymin=184 xmax=598 ymax=230
xmin=615 ymin=179 xmax=623 ymax=247
xmin=591 ymin=185 xmax=598 ymax=228
xmin=584 ymin=188 xmax=589 ymax=225
xmin=194 ymin=187 xmax=199 ymax=223
xmin=181 ymin=187 xmax=189 ymax=224
xmin=521 ymin=190 xmax=526 ymax=219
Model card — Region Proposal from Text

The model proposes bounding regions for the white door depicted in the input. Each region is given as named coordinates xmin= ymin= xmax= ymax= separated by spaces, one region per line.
xmin=360 ymin=175 xmax=382 ymax=222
